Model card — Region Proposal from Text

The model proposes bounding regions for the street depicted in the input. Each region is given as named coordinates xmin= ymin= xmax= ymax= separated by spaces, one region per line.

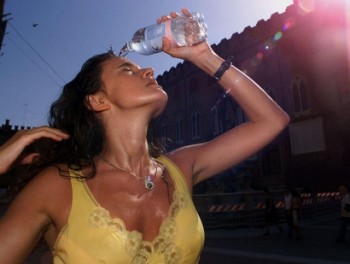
xmin=200 ymin=216 xmax=350 ymax=264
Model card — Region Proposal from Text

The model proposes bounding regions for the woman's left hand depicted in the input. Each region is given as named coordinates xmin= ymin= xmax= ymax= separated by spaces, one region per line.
xmin=0 ymin=126 xmax=69 ymax=174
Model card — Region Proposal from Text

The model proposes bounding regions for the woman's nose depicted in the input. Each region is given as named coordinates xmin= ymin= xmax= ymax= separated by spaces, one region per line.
xmin=141 ymin=67 xmax=155 ymax=78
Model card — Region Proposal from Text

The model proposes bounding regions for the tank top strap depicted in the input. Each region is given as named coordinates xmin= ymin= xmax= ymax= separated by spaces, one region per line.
xmin=156 ymin=155 xmax=190 ymax=194
xmin=68 ymin=170 xmax=96 ymax=219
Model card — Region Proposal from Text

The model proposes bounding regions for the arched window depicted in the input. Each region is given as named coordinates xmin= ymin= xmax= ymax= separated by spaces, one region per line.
xmin=212 ymin=107 xmax=219 ymax=135
xmin=211 ymin=106 xmax=223 ymax=136
xmin=232 ymin=104 xmax=245 ymax=126
xmin=175 ymin=117 xmax=183 ymax=144
xmin=291 ymin=76 xmax=310 ymax=116
xmin=192 ymin=111 xmax=201 ymax=139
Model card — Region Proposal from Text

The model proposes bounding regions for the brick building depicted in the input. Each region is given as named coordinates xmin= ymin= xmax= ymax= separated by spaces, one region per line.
xmin=153 ymin=0 xmax=350 ymax=192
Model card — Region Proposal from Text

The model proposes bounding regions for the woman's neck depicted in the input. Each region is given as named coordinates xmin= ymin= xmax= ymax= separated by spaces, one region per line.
xmin=102 ymin=124 xmax=151 ymax=170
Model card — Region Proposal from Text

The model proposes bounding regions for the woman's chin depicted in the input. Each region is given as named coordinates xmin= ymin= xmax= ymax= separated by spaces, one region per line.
xmin=151 ymin=96 xmax=168 ymax=118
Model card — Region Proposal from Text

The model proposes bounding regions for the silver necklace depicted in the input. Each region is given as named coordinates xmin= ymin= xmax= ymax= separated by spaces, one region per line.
xmin=101 ymin=157 xmax=156 ymax=190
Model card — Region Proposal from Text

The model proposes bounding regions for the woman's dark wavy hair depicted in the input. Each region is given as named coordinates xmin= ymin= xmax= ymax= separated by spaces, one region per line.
xmin=48 ymin=52 xmax=116 ymax=177
xmin=7 ymin=52 xmax=164 ymax=196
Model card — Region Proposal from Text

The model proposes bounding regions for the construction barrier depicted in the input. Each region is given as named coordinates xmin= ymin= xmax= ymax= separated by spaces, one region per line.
xmin=193 ymin=190 xmax=341 ymax=229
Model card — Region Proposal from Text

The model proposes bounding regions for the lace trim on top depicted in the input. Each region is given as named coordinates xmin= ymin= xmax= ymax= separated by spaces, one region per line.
xmin=84 ymin=181 xmax=187 ymax=264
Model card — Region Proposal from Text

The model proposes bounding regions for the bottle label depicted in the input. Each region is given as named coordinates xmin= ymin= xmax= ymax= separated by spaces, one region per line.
xmin=144 ymin=23 xmax=166 ymax=53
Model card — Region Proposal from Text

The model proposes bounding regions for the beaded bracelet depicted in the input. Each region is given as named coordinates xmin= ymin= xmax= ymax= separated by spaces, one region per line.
xmin=213 ymin=56 xmax=234 ymax=81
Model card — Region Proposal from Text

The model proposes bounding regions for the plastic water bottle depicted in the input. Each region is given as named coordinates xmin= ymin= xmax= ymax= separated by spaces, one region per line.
xmin=119 ymin=12 xmax=207 ymax=56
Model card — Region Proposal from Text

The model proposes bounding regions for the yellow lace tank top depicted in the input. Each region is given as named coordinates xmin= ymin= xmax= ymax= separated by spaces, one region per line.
xmin=52 ymin=156 xmax=205 ymax=263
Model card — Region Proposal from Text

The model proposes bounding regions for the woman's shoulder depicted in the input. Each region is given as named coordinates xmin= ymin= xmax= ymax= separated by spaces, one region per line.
xmin=5 ymin=164 xmax=73 ymax=247
xmin=16 ymin=164 xmax=72 ymax=208
xmin=162 ymin=153 xmax=194 ymax=190
xmin=28 ymin=164 xmax=70 ymax=187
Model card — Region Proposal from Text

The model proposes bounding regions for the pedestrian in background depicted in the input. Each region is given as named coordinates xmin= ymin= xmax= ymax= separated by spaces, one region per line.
xmin=284 ymin=187 xmax=293 ymax=238
xmin=336 ymin=185 xmax=350 ymax=243
xmin=291 ymin=188 xmax=303 ymax=240
xmin=263 ymin=188 xmax=283 ymax=236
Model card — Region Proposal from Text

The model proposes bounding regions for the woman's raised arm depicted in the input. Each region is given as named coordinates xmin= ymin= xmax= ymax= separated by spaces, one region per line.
xmin=161 ymin=9 xmax=290 ymax=185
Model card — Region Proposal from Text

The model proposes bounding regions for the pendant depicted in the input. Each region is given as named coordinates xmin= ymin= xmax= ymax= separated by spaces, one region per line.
xmin=144 ymin=175 xmax=154 ymax=190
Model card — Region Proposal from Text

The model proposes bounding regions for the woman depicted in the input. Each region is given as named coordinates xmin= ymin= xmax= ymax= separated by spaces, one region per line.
xmin=0 ymin=9 xmax=289 ymax=263
xmin=336 ymin=185 xmax=350 ymax=243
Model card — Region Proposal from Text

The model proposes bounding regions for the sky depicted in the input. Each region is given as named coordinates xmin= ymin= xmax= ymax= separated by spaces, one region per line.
xmin=0 ymin=0 xmax=293 ymax=128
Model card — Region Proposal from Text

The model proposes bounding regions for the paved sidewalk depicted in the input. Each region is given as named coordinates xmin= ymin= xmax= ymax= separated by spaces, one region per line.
xmin=200 ymin=217 xmax=350 ymax=264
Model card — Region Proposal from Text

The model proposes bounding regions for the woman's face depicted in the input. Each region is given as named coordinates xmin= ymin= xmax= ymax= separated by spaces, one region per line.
xmin=99 ymin=57 xmax=168 ymax=116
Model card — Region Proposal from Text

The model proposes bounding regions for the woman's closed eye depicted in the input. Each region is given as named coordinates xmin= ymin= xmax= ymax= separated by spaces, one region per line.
xmin=123 ymin=66 xmax=133 ymax=72
xmin=117 ymin=62 xmax=140 ymax=74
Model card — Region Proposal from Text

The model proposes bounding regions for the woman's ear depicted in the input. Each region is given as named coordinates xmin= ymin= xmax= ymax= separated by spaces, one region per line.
xmin=85 ymin=93 xmax=111 ymax=112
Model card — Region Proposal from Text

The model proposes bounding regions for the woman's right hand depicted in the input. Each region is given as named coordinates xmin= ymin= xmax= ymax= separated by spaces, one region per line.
xmin=0 ymin=126 xmax=69 ymax=174
xmin=159 ymin=8 xmax=212 ymax=63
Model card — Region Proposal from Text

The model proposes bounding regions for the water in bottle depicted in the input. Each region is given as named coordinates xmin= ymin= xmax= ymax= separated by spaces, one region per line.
xmin=119 ymin=12 xmax=207 ymax=56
